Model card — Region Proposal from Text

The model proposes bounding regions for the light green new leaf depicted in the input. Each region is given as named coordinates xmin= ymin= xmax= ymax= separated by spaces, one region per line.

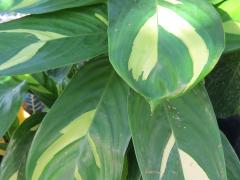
xmin=206 ymin=50 xmax=240 ymax=118
xmin=0 ymin=5 xmax=107 ymax=76
xmin=0 ymin=114 xmax=45 ymax=180
xmin=109 ymin=0 xmax=224 ymax=102
xmin=128 ymin=83 xmax=227 ymax=180
xmin=221 ymin=133 xmax=240 ymax=180
xmin=0 ymin=0 xmax=106 ymax=14
xmin=217 ymin=0 xmax=240 ymax=53
xmin=26 ymin=58 xmax=131 ymax=180
xmin=0 ymin=77 xmax=27 ymax=136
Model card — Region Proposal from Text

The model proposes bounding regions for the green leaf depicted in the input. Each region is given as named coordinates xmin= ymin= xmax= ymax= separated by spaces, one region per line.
xmin=14 ymin=72 xmax=58 ymax=107
xmin=217 ymin=0 xmax=240 ymax=53
xmin=221 ymin=133 xmax=240 ymax=180
xmin=108 ymin=0 xmax=224 ymax=102
xmin=0 ymin=77 xmax=27 ymax=136
xmin=0 ymin=5 xmax=107 ymax=76
xmin=0 ymin=0 xmax=106 ymax=14
xmin=0 ymin=114 xmax=45 ymax=180
xmin=206 ymin=51 xmax=240 ymax=118
xmin=26 ymin=59 xmax=131 ymax=180
xmin=128 ymin=83 xmax=227 ymax=180
xmin=210 ymin=0 xmax=224 ymax=5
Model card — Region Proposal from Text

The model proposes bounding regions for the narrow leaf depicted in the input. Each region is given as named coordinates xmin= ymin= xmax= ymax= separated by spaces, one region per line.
xmin=0 ymin=77 xmax=27 ymax=136
xmin=0 ymin=114 xmax=45 ymax=180
xmin=221 ymin=133 xmax=240 ymax=180
xmin=128 ymin=84 xmax=227 ymax=180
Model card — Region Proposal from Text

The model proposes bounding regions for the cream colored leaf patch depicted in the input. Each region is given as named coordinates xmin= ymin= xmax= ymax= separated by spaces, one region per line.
xmin=74 ymin=166 xmax=82 ymax=180
xmin=0 ymin=42 xmax=45 ymax=71
xmin=179 ymin=150 xmax=209 ymax=180
xmin=32 ymin=110 xmax=96 ymax=180
xmin=160 ymin=133 xmax=175 ymax=178
xmin=157 ymin=6 xmax=209 ymax=88
xmin=128 ymin=13 xmax=158 ymax=81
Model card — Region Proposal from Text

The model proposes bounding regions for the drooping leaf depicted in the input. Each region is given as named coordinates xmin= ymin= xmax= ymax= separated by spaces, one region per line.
xmin=0 ymin=0 xmax=106 ymax=14
xmin=108 ymin=0 xmax=224 ymax=102
xmin=0 ymin=114 xmax=45 ymax=180
xmin=26 ymin=59 xmax=131 ymax=180
xmin=128 ymin=83 xmax=227 ymax=180
xmin=217 ymin=0 xmax=240 ymax=53
xmin=221 ymin=133 xmax=240 ymax=180
xmin=206 ymin=50 xmax=240 ymax=118
xmin=0 ymin=77 xmax=27 ymax=136
xmin=0 ymin=5 xmax=107 ymax=76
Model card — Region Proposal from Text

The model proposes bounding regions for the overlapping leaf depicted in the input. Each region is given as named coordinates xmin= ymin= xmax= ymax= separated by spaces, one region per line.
xmin=0 ymin=77 xmax=27 ymax=136
xmin=206 ymin=50 xmax=240 ymax=118
xmin=0 ymin=0 xmax=106 ymax=14
xmin=0 ymin=114 xmax=45 ymax=180
xmin=217 ymin=0 xmax=240 ymax=53
xmin=0 ymin=5 xmax=107 ymax=76
xmin=26 ymin=59 xmax=131 ymax=180
xmin=128 ymin=84 xmax=227 ymax=180
xmin=221 ymin=133 xmax=240 ymax=180
xmin=108 ymin=0 xmax=224 ymax=102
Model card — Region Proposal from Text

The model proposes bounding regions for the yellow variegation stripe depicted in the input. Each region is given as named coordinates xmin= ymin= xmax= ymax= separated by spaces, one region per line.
xmin=74 ymin=166 xmax=82 ymax=180
xmin=95 ymin=13 xmax=108 ymax=26
xmin=32 ymin=110 xmax=96 ymax=180
xmin=10 ymin=0 xmax=38 ymax=10
xmin=157 ymin=6 xmax=209 ymax=88
xmin=0 ymin=29 xmax=67 ymax=41
xmin=0 ymin=29 xmax=67 ymax=71
xmin=128 ymin=5 xmax=209 ymax=85
xmin=160 ymin=132 xmax=209 ymax=179
xmin=128 ymin=13 xmax=158 ymax=80
xmin=0 ymin=42 xmax=45 ymax=71
xmin=9 ymin=171 xmax=18 ymax=180
xmin=87 ymin=134 xmax=101 ymax=168
xmin=223 ymin=20 xmax=240 ymax=35
xmin=160 ymin=133 xmax=175 ymax=178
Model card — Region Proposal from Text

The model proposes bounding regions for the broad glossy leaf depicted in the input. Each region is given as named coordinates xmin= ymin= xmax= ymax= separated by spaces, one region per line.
xmin=217 ymin=0 xmax=240 ymax=53
xmin=0 ymin=77 xmax=27 ymax=136
xmin=0 ymin=114 xmax=45 ymax=180
xmin=128 ymin=84 xmax=226 ymax=180
xmin=26 ymin=59 xmax=131 ymax=180
xmin=0 ymin=0 xmax=105 ymax=14
xmin=109 ymin=0 xmax=224 ymax=101
xmin=206 ymin=51 xmax=240 ymax=118
xmin=0 ymin=5 xmax=107 ymax=76
xmin=221 ymin=133 xmax=240 ymax=180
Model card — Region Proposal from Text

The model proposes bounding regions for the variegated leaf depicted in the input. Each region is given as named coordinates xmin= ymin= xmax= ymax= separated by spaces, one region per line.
xmin=0 ymin=0 xmax=105 ymax=14
xmin=0 ymin=114 xmax=45 ymax=180
xmin=128 ymin=83 xmax=227 ymax=180
xmin=217 ymin=0 xmax=240 ymax=53
xmin=0 ymin=77 xmax=27 ymax=136
xmin=0 ymin=5 xmax=107 ymax=76
xmin=26 ymin=58 xmax=131 ymax=180
xmin=109 ymin=0 xmax=224 ymax=102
